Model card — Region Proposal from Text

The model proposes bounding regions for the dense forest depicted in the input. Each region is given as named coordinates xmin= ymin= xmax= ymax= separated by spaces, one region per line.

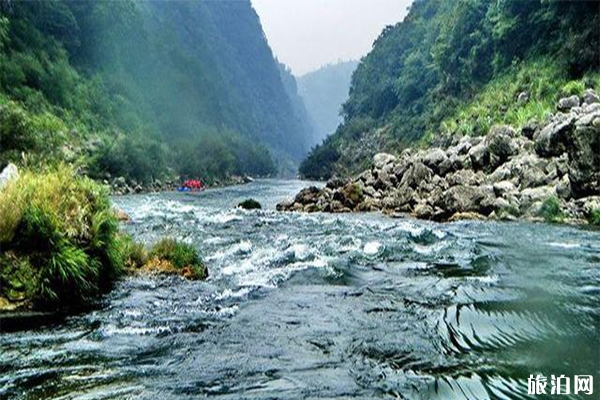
xmin=0 ymin=0 xmax=312 ymax=183
xmin=297 ymin=60 xmax=358 ymax=146
xmin=300 ymin=0 xmax=600 ymax=179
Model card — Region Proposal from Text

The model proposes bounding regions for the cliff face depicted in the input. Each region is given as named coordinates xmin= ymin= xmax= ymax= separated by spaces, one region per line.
xmin=0 ymin=0 xmax=312 ymax=180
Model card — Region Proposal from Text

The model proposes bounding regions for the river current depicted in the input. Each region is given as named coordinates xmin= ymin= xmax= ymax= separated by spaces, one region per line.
xmin=1 ymin=180 xmax=599 ymax=399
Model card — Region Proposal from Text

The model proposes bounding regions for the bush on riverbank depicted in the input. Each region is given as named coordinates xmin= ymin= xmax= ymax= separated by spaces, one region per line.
xmin=0 ymin=165 xmax=123 ymax=308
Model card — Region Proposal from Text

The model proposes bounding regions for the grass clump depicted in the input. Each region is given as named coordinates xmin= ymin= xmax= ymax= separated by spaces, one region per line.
xmin=539 ymin=196 xmax=565 ymax=224
xmin=147 ymin=238 xmax=207 ymax=280
xmin=238 ymin=198 xmax=262 ymax=210
xmin=588 ymin=209 xmax=600 ymax=226
xmin=0 ymin=165 xmax=123 ymax=309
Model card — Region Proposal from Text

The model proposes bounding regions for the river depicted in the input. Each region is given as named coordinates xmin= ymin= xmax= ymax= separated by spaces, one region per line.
xmin=1 ymin=180 xmax=599 ymax=399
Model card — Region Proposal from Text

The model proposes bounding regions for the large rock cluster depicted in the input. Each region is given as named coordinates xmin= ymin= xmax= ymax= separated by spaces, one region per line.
xmin=279 ymin=90 xmax=600 ymax=224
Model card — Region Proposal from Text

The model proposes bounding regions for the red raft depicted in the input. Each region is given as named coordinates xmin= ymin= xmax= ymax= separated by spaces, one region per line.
xmin=177 ymin=179 xmax=205 ymax=192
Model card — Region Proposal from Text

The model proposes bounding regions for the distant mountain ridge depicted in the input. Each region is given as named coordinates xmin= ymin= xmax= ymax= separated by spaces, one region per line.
xmin=297 ymin=61 xmax=358 ymax=147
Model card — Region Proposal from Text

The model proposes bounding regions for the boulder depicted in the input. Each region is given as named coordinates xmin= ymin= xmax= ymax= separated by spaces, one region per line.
xmin=521 ymin=120 xmax=539 ymax=140
xmin=276 ymin=198 xmax=295 ymax=211
xmin=413 ymin=203 xmax=434 ymax=219
xmin=468 ymin=143 xmax=489 ymax=171
xmin=437 ymin=185 xmax=495 ymax=216
xmin=566 ymin=124 xmax=600 ymax=197
xmin=0 ymin=163 xmax=19 ymax=190
xmin=493 ymin=181 xmax=516 ymax=198
xmin=294 ymin=186 xmax=321 ymax=205
xmin=485 ymin=125 xmax=518 ymax=168
xmin=238 ymin=199 xmax=262 ymax=210
xmin=373 ymin=153 xmax=397 ymax=170
xmin=326 ymin=177 xmax=346 ymax=189
xmin=557 ymin=95 xmax=580 ymax=111
xmin=422 ymin=148 xmax=449 ymax=175
xmin=535 ymin=114 xmax=574 ymax=157
xmin=382 ymin=186 xmax=415 ymax=211
xmin=399 ymin=162 xmax=433 ymax=189
xmin=583 ymin=89 xmax=600 ymax=105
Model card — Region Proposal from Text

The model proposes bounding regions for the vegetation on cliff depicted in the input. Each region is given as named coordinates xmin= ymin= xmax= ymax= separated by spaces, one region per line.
xmin=0 ymin=0 xmax=312 ymax=182
xmin=300 ymin=0 xmax=600 ymax=179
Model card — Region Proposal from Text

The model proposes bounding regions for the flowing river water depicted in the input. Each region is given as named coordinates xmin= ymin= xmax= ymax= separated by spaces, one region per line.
xmin=1 ymin=180 xmax=599 ymax=399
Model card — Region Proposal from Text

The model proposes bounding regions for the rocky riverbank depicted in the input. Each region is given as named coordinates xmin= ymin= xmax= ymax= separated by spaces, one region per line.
xmin=278 ymin=90 xmax=600 ymax=225
xmin=108 ymin=174 xmax=255 ymax=195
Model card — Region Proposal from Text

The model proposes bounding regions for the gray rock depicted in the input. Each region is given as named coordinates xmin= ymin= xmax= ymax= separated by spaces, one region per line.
xmin=583 ymin=89 xmax=600 ymax=105
xmin=521 ymin=120 xmax=539 ymax=139
xmin=326 ymin=177 xmax=346 ymax=189
xmin=566 ymin=124 xmax=600 ymax=197
xmin=276 ymin=198 xmax=295 ymax=211
xmin=493 ymin=181 xmax=516 ymax=197
xmin=422 ymin=148 xmax=448 ymax=175
xmin=517 ymin=91 xmax=529 ymax=104
xmin=294 ymin=186 xmax=321 ymax=205
xmin=413 ymin=203 xmax=433 ymax=219
xmin=468 ymin=143 xmax=489 ymax=171
xmin=557 ymin=95 xmax=580 ymax=111
xmin=520 ymin=186 xmax=556 ymax=207
xmin=382 ymin=186 xmax=415 ymax=211
xmin=485 ymin=125 xmax=518 ymax=168
xmin=373 ymin=153 xmax=397 ymax=169
xmin=555 ymin=174 xmax=571 ymax=199
xmin=399 ymin=162 xmax=433 ymax=189
xmin=437 ymin=185 xmax=495 ymax=216
xmin=0 ymin=163 xmax=19 ymax=190
xmin=535 ymin=114 xmax=574 ymax=157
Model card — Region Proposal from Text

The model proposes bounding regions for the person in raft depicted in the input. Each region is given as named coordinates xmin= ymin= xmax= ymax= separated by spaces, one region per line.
xmin=178 ymin=179 xmax=204 ymax=192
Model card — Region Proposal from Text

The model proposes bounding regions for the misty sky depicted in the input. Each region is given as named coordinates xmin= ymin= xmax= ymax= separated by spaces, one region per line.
xmin=251 ymin=0 xmax=413 ymax=77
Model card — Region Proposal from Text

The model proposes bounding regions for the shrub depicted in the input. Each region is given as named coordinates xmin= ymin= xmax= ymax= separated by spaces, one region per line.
xmin=589 ymin=209 xmax=600 ymax=226
xmin=0 ymin=165 xmax=123 ymax=308
xmin=148 ymin=238 xmax=207 ymax=280
xmin=238 ymin=199 xmax=261 ymax=210
xmin=539 ymin=196 xmax=564 ymax=223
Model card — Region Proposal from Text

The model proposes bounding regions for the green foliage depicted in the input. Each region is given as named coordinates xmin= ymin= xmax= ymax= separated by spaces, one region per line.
xmin=301 ymin=0 xmax=600 ymax=179
xmin=0 ymin=0 xmax=310 ymax=180
xmin=0 ymin=165 xmax=123 ymax=308
xmin=238 ymin=199 xmax=262 ymax=210
xmin=589 ymin=209 xmax=600 ymax=226
xmin=343 ymin=183 xmax=363 ymax=205
xmin=539 ymin=197 xmax=564 ymax=224
xmin=119 ymin=233 xmax=148 ymax=270
xmin=149 ymin=238 xmax=207 ymax=279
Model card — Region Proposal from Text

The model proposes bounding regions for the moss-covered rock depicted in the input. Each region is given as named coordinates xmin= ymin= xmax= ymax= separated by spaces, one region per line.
xmin=146 ymin=238 xmax=208 ymax=280
xmin=238 ymin=198 xmax=262 ymax=210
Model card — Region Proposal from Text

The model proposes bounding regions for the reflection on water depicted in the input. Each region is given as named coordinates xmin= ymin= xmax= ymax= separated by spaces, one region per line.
xmin=1 ymin=180 xmax=599 ymax=399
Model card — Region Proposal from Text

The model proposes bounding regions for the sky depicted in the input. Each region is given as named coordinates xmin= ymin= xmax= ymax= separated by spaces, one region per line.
xmin=251 ymin=0 xmax=413 ymax=77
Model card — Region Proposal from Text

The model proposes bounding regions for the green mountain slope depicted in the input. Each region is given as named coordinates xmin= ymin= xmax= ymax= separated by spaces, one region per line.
xmin=297 ymin=60 xmax=358 ymax=146
xmin=0 ymin=0 xmax=312 ymax=182
xmin=299 ymin=0 xmax=600 ymax=179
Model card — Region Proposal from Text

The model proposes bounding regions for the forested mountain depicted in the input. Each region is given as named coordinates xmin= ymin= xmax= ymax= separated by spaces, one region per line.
xmin=0 ymin=0 xmax=312 ymax=182
xmin=297 ymin=60 xmax=358 ymax=146
xmin=300 ymin=0 xmax=600 ymax=179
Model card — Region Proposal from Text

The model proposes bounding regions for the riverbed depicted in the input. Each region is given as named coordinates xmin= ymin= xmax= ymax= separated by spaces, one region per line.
xmin=1 ymin=180 xmax=599 ymax=399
